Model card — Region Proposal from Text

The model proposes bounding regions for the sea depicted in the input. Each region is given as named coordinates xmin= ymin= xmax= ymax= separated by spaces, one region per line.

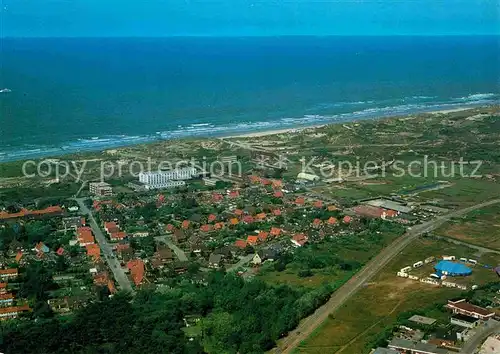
xmin=1 ymin=36 xmax=499 ymax=162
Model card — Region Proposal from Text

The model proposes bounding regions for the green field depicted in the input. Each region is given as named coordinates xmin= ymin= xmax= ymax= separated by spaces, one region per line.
xmin=296 ymin=237 xmax=500 ymax=354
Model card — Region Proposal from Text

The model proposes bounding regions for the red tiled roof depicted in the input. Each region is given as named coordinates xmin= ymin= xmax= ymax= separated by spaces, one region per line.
xmin=166 ymin=224 xmax=175 ymax=232
xmin=234 ymin=209 xmax=244 ymax=216
xmin=274 ymin=191 xmax=284 ymax=198
xmin=0 ymin=283 xmax=7 ymax=289
xmin=272 ymin=180 xmax=283 ymax=188
xmin=229 ymin=190 xmax=240 ymax=198
xmin=0 ymin=269 xmax=18 ymax=276
xmin=273 ymin=209 xmax=282 ymax=216
xmin=255 ymin=213 xmax=266 ymax=220
xmin=182 ymin=220 xmax=190 ymax=229
xmin=295 ymin=197 xmax=305 ymax=205
xmin=242 ymin=215 xmax=254 ymax=224
xmin=0 ymin=305 xmax=30 ymax=316
xmin=214 ymin=222 xmax=225 ymax=230
xmin=200 ymin=224 xmax=213 ymax=232
xmin=78 ymin=230 xmax=95 ymax=244
xmin=230 ymin=218 xmax=239 ymax=225
xmin=86 ymin=244 xmax=101 ymax=259
xmin=208 ymin=214 xmax=217 ymax=223
xmin=234 ymin=239 xmax=247 ymax=249
xmin=258 ymin=231 xmax=269 ymax=242
xmin=447 ymin=299 xmax=495 ymax=317
xmin=328 ymin=217 xmax=338 ymax=225
xmin=343 ymin=216 xmax=352 ymax=223
xmin=15 ymin=251 xmax=23 ymax=262
xmin=0 ymin=293 xmax=14 ymax=300
xmin=0 ymin=206 xmax=63 ymax=220
xmin=292 ymin=233 xmax=308 ymax=246
xmin=56 ymin=248 xmax=65 ymax=256
xmin=261 ymin=178 xmax=271 ymax=186
xmin=110 ymin=232 xmax=127 ymax=240
xmin=127 ymin=259 xmax=145 ymax=286
xmin=313 ymin=218 xmax=322 ymax=226
xmin=212 ymin=193 xmax=224 ymax=202
xmin=314 ymin=200 xmax=323 ymax=208
xmin=104 ymin=221 xmax=118 ymax=230
xmin=270 ymin=227 xmax=282 ymax=236
xmin=246 ymin=235 xmax=259 ymax=245
xmin=327 ymin=205 xmax=338 ymax=211
xmin=115 ymin=243 xmax=130 ymax=252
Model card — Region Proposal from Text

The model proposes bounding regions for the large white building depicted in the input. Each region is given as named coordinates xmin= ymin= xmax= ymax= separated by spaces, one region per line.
xmin=138 ymin=168 xmax=196 ymax=190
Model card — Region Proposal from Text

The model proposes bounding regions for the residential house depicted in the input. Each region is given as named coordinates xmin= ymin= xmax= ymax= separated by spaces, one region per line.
xmin=104 ymin=222 xmax=119 ymax=234
xmin=314 ymin=200 xmax=323 ymax=208
xmin=200 ymin=224 xmax=213 ymax=233
xmin=243 ymin=215 xmax=254 ymax=224
xmin=327 ymin=217 xmax=338 ymax=225
xmin=208 ymin=253 xmax=223 ymax=269
xmin=0 ymin=269 xmax=18 ymax=280
xmin=34 ymin=242 xmax=50 ymax=256
xmin=270 ymin=227 xmax=282 ymax=237
xmin=234 ymin=239 xmax=247 ymax=249
xmin=274 ymin=191 xmax=284 ymax=198
xmin=86 ymin=244 xmax=101 ymax=260
xmin=0 ymin=293 xmax=14 ymax=307
xmin=246 ymin=235 xmax=259 ymax=246
xmin=252 ymin=249 xmax=278 ymax=265
xmin=173 ymin=229 xmax=186 ymax=243
xmin=110 ymin=231 xmax=127 ymax=241
xmin=208 ymin=214 xmax=217 ymax=223
xmin=312 ymin=218 xmax=322 ymax=228
xmin=295 ymin=197 xmax=305 ymax=206
xmin=127 ymin=259 xmax=145 ymax=286
xmin=77 ymin=227 xmax=95 ymax=246
xmin=0 ymin=283 xmax=7 ymax=295
xmin=451 ymin=314 xmax=480 ymax=328
xmin=343 ymin=216 xmax=352 ymax=224
xmin=291 ymin=234 xmax=308 ymax=247
xmin=181 ymin=220 xmax=191 ymax=229
xmin=0 ymin=305 xmax=31 ymax=321
xmin=258 ymin=231 xmax=269 ymax=242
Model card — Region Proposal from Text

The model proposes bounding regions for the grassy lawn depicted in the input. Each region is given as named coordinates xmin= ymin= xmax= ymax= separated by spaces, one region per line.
xmin=435 ymin=204 xmax=500 ymax=250
xmin=258 ymin=265 xmax=353 ymax=289
xmin=296 ymin=237 xmax=500 ymax=354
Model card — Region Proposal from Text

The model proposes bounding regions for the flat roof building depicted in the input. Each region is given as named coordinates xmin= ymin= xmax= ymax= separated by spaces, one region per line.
xmin=89 ymin=182 xmax=113 ymax=196
xmin=409 ymin=315 xmax=437 ymax=326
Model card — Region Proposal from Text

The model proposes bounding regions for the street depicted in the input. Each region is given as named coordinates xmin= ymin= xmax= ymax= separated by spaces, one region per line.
xmin=276 ymin=198 xmax=500 ymax=353
xmin=460 ymin=319 xmax=500 ymax=354
xmin=74 ymin=198 xmax=133 ymax=293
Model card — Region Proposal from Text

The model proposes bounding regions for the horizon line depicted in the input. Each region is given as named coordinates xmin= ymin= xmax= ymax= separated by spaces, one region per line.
xmin=2 ymin=34 xmax=500 ymax=39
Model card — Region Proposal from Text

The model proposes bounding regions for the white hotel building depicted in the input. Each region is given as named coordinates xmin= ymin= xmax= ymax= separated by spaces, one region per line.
xmin=138 ymin=167 xmax=197 ymax=190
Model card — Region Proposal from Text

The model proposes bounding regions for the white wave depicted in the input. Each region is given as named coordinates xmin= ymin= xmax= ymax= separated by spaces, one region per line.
xmin=456 ymin=93 xmax=497 ymax=101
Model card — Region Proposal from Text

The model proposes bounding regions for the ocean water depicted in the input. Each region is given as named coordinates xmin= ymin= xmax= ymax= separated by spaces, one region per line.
xmin=1 ymin=36 xmax=499 ymax=162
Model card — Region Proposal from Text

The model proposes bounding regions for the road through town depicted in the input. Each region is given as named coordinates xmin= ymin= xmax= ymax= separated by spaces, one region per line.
xmin=75 ymin=198 xmax=133 ymax=293
xmin=275 ymin=198 xmax=500 ymax=353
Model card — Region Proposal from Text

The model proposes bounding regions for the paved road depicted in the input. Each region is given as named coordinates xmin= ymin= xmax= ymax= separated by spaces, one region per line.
xmin=460 ymin=319 xmax=500 ymax=354
xmin=155 ymin=235 xmax=188 ymax=261
xmin=74 ymin=198 xmax=133 ymax=293
xmin=276 ymin=198 xmax=500 ymax=354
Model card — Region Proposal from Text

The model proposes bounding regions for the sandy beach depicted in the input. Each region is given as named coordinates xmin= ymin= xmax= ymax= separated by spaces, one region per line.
xmin=225 ymin=106 xmax=482 ymax=139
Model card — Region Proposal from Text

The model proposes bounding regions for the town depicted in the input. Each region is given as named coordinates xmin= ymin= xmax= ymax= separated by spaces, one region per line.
xmin=0 ymin=106 xmax=499 ymax=354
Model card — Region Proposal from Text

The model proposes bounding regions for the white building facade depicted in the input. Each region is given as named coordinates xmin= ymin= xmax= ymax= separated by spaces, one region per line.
xmin=138 ymin=168 xmax=196 ymax=190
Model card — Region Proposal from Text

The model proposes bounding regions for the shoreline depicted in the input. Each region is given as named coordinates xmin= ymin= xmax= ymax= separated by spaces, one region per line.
xmin=222 ymin=106 xmax=481 ymax=139
xmin=0 ymin=104 xmax=496 ymax=163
